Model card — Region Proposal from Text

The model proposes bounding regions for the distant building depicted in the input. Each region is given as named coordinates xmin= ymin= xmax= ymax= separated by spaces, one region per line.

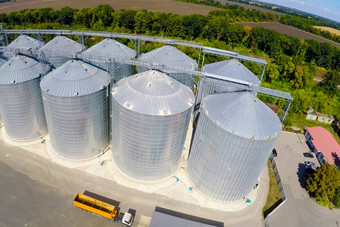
xmin=306 ymin=108 xmax=334 ymax=124
xmin=316 ymin=113 xmax=335 ymax=124
xmin=306 ymin=109 xmax=318 ymax=121
xmin=305 ymin=126 xmax=340 ymax=167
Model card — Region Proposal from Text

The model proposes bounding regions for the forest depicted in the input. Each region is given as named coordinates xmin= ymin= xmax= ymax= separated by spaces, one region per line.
xmin=0 ymin=5 xmax=340 ymax=124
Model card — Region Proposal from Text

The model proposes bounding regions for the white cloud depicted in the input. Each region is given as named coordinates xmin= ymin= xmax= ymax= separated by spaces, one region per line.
xmin=323 ymin=8 xmax=332 ymax=13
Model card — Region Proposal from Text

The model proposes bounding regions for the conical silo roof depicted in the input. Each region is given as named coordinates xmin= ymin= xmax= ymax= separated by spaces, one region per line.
xmin=7 ymin=35 xmax=44 ymax=50
xmin=0 ymin=54 xmax=50 ymax=84
xmin=83 ymin=38 xmax=136 ymax=60
xmin=203 ymin=59 xmax=260 ymax=86
xmin=139 ymin=45 xmax=198 ymax=72
xmin=202 ymin=91 xmax=281 ymax=140
xmin=112 ymin=70 xmax=194 ymax=115
xmin=40 ymin=60 xmax=110 ymax=97
xmin=39 ymin=36 xmax=85 ymax=55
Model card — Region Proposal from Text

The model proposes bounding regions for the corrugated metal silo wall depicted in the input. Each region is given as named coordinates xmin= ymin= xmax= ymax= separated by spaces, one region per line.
xmin=111 ymin=98 xmax=192 ymax=181
xmin=47 ymin=56 xmax=70 ymax=68
xmin=0 ymin=78 xmax=47 ymax=140
xmin=86 ymin=61 xmax=134 ymax=84
xmin=42 ymin=89 xmax=109 ymax=159
xmin=187 ymin=112 xmax=277 ymax=201
xmin=194 ymin=78 xmax=240 ymax=119
xmin=139 ymin=66 xmax=195 ymax=88
xmin=110 ymin=63 xmax=135 ymax=83
xmin=196 ymin=78 xmax=240 ymax=105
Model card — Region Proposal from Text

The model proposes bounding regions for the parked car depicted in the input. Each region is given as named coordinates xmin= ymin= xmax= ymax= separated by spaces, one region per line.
xmin=272 ymin=149 xmax=277 ymax=157
xmin=304 ymin=161 xmax=316 ymax=169
xmin=303 ymin=152 xmax=314 ymax=158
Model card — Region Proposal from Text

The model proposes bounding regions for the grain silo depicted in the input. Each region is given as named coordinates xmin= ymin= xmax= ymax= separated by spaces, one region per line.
xmin=0 ymin=56 xmax=7 ymax=123
xmin=82 ymin=38 xmax=136 ymax=83
xmin=187 ymin=91 xmax=281 ymax=201
xmin=0 ymin=54 xmax=50 ymax=140
xmin=138 ymin=45 xmax=198 ymax=88
xmin=111 ymin=70 xmax=194 ymax=181
xmin=40 ymin=60 xmax=111 ymax=160
xmin=39 ymin=36 xmax=85 ymax=68
xmin=5 ymin=35 xmax=44 ymax=58
xmin=196 ymin=59 xmax=260 ymax=105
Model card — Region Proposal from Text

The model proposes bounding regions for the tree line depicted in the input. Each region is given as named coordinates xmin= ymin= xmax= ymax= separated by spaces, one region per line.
xmin=0 ymin=5 xmax=340 ymax=120
xmin=280 ymin=15 xmax=340 ymax=44
xmin=177 ymin=0 xmax=340 ymax=45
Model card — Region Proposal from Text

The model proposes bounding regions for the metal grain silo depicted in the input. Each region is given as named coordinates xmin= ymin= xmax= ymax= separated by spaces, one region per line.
xmin=196 ymin=59 xmax=260 ymax=105
xmin=187 ymin=91 xmax=281 ymax=201
xmin=82 ymin=38 xmax=136 ymax=83
xmin=138 ymin=45 xmax=198 ymax=88
xmin=111 ymin=70 xmax=194 ymax=181
xmin=40 ymin=60 xmax=111 ymax=160
xmin=0 ymin=54 xmax=50 ymax=140
xmin=39 ymin=36 xmax=85 ymax=68
xmin=5 ymin=35 xmax=44 ymax=58
xmin=0 ymin=55 xmax=7 ymax=123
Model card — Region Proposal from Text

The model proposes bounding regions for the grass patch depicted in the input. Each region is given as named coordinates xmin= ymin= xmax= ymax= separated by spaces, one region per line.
xmin=285 ymin=114 xmax=340 ymax=144
xmin=262 ymin=159 xmax=281 ymax=215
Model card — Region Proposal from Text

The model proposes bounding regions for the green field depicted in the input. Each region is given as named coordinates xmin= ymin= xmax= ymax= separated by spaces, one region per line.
xmin=263 ymin=159 xmax=281 ymax=215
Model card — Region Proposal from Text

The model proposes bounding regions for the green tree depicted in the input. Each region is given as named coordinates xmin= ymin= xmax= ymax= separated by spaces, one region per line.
xmin=57 ymin=7 xmax=74 ymax=25
xmin=320 ymin=70 xmax=340 ymax=93
xmin=306 ymin=163 xmax=340 ymax=206
xmin=333 ymin=188 xmax=340 ymax=208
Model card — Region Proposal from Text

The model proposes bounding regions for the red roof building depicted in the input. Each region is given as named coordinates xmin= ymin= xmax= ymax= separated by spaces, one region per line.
xmin=305 ymin=126 xmax=340 ymax=167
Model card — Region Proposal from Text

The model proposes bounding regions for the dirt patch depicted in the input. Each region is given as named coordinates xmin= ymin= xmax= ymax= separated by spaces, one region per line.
xmin=237 ymin=22 xmax=340 ymax=49
xmin=314 ymin=26 xmax=340 ymax=36
xmin=0 ymin=0 xmax=218 ymax=15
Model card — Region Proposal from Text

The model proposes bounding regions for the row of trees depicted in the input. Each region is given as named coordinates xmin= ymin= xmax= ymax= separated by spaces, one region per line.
xmin=0 ymin=5 xmax=340 ymax=119
xmin=280 ymin=15 xmax=340 ymax=44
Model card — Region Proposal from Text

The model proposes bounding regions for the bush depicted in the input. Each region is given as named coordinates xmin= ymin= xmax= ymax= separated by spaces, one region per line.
xmin=333 ymin=188 xmax=340 ymax=208
xmin=284 ymin=118 xmax=292 ymax=126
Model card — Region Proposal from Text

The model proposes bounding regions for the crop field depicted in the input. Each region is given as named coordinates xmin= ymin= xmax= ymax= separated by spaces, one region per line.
xmin=217 ymin=0 xmax=285 ymax=15
xmin=0 ymin=0 xmax=218 ymax=15
xmin=238 ymin=22 xmax=340 ymax=49
xmin=314 ymin=26 xmax=340 ymax=36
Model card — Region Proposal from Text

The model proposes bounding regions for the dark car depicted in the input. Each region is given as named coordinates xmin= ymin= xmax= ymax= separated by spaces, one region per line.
xmin=272 ymin=149 xmax=277 ymax=157
xmin=303 ymin=152 xmax=314 ymax=158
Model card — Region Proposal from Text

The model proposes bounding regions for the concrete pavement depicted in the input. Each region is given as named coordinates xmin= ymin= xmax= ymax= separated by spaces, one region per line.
xmin=0 ymin=124 xmax=270 ymax=227
xmin=268 ymin=131 xmax=340 ymax=227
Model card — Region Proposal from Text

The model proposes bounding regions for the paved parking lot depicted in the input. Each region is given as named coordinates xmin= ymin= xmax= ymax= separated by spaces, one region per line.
xmin=268 ymin=131 xmax=340 ymax=227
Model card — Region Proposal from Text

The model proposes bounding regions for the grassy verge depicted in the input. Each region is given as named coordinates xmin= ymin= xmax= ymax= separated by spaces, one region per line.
xmin=262 ymin=159 xmax=281 ymax=215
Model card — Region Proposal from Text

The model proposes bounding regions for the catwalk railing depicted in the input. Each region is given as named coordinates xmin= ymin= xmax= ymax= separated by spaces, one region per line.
xmin=0 ymin=29 xmax=292 ymax=122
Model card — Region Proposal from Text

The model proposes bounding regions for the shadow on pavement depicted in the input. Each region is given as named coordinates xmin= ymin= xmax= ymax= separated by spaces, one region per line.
xmin=297 ymin=163 xmax=307 ymax=188
xmin=263 ymin=198 xmax=284 ymax=218
xmin=154 ymin=206 xmax=224 ymax=227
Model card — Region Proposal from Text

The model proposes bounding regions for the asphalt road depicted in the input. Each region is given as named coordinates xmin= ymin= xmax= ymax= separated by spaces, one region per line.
xmin=268 ymin=132 xmax=340 ymax=227
xmin=0 ymin=161 xmax=122 ymax=227
xmin=0 ymin=133 xmax=267 ymax=227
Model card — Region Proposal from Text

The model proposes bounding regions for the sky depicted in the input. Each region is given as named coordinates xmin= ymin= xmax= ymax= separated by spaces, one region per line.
xmin=259 ymin=0 xmax=340 ymax=23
